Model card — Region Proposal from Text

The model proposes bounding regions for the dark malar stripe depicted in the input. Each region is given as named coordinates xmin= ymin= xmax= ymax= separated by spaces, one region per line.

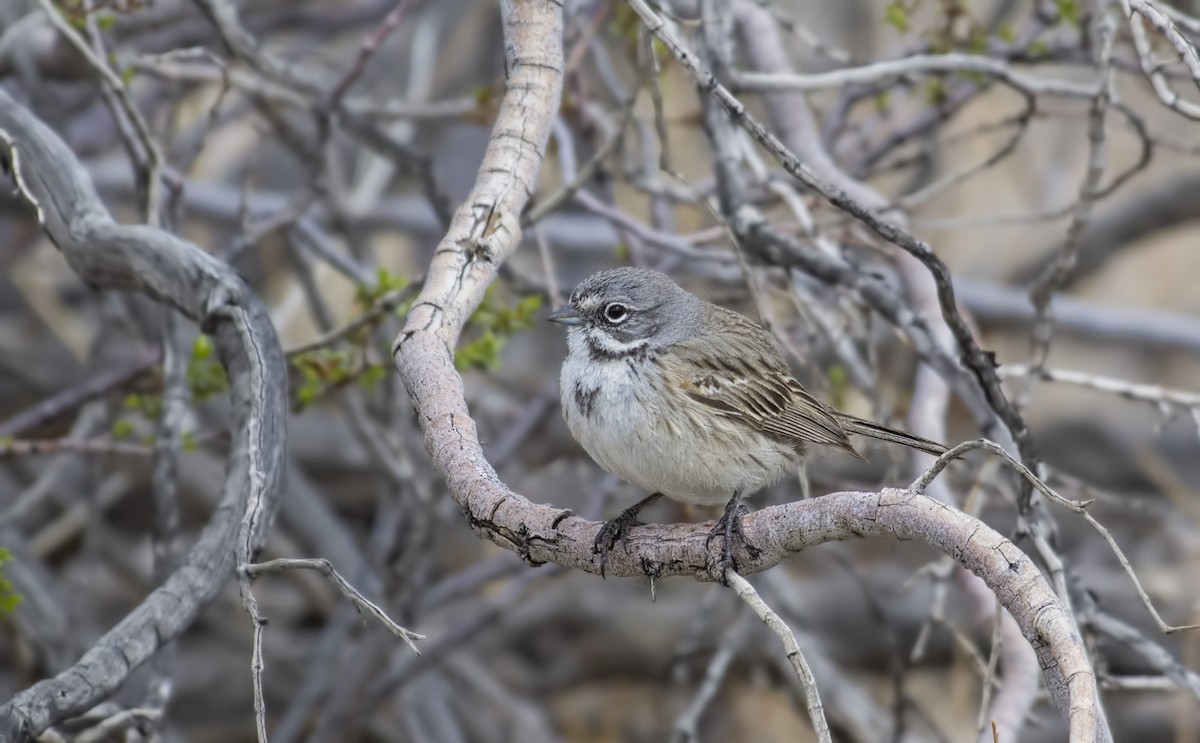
xmin=586 ymin=337 xmax=653 ymax=363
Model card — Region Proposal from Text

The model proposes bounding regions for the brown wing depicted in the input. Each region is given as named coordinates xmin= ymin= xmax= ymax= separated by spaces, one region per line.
xmin=668 ymin=308 xmax=862 ymax=459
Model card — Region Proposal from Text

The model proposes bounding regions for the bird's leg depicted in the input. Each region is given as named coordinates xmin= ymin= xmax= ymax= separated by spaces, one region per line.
xmin=706 ymin=491 xmax=758 ymax=584
xmin=594 ymin=492 xmax=664 ymax=578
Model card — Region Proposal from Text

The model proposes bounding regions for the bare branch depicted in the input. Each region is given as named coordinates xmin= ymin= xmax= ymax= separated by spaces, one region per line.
xmin=727 ymin=572 xmax=831 ymax=743
xmin=1024 ymin=2 xmax=1115 ymax=404
xmin=239 ymin=556 xmax=423 ymax=737
xmin=1122 ymin=0 xmax=1200 ymax=120
xmin=0 ymin=88 xmax=288 ymax=740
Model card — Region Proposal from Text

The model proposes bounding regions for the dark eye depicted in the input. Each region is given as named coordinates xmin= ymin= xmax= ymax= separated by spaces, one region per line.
xmin=603 ymin=303 xmax=629 ymax=324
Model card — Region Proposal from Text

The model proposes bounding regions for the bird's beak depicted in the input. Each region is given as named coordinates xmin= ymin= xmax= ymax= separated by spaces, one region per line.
xmin=548 ymin=304 xmax=583 ymax=327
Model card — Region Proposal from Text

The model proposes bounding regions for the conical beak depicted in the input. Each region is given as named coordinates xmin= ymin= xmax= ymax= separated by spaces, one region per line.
xmin=548 ymin=304 xmax=583 ymax=326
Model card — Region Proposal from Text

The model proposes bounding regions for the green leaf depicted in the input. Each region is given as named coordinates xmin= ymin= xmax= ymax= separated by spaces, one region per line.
xmin=828 ymin=364 xmax=848 ymax=408
xmin=141 ymin=395 xmax=162 ymax=419
xmin=652 ymin=38 xmax=669 ymax=62
xmin=453 ymin=288 xmax=543 ymax=372
xmin=515 ymin=294 xmax=543 ymax=320
xmin=355 ymin=268 xmax=410 ymax=308
xmin=0 ymin=547 xmax=21 ymax=615
xmin=298 ymin=382 xmax=319 ymax=406
xmin=967 ymin=31 xmax=988 ymax=55
xmin=922 ymin=77 xmax=948 ymax=104
xmin=187 ymin=349 xmax=228 ymax=401
xmin=884 ymin=2 xmax=909 ymax=32
xmin=455 ymin=331 xmax=503 ymax=371
xmin=192 ymin=335 xmax=213 ymax=361
xmin=1056 ymin=0 xmax=1079 ymax=25
xmin=112 ymin=419 xmax=135 ymax=439
xmin=359 ymin=363 xmax=387 ymax=389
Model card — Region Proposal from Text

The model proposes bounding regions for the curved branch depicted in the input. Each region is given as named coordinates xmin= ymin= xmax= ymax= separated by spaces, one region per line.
xmin=388 ymin=3 xmax=1103 ymax=742
xmin=0 ymin=89 xmax=287 ymax=739
xmin=389 ymin=0 xmax=564 ymax=355
xmin=392 ymin=344 xmax=1105 ymax=736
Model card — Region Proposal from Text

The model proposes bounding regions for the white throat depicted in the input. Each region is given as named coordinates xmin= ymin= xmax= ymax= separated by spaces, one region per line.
xmin=573 ymin=326 xmax=649 ymax=359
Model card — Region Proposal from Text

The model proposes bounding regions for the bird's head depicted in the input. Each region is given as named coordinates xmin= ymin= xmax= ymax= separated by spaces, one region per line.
xmin=548 ymin=267 xmax=704 ymax=354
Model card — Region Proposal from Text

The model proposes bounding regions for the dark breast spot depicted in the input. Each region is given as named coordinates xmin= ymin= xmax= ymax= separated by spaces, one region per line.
xmin=574 ymin=384 xmax=599 ymax=418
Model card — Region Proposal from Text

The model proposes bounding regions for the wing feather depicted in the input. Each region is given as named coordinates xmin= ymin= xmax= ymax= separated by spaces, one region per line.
xmin=667 ymin=311 xmax=862 ymax=458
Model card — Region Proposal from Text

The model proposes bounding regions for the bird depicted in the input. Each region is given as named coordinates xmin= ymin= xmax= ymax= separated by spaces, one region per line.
xmin=548 ymin=266 xmax=947 ymax=581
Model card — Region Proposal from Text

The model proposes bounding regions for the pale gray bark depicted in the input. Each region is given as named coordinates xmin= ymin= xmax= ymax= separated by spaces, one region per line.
xmin=0 ymin=87 xmax=288 ymax=740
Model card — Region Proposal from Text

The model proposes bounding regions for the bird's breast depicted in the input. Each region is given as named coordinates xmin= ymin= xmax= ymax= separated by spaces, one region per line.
xmin=559 ymin=348 xmax=799 ymax=505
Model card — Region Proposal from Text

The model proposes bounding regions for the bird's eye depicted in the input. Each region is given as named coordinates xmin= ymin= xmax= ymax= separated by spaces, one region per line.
xmin=603 ymin=303 xmax=629 ymax=324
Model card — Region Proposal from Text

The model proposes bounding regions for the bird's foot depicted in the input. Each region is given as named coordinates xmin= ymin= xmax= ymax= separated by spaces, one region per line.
xmin=593 ymin=499 xmax=655 ymax=578
xmin=592 ymin=493 xmax=663 ymax=578
xmin=705 ymin=500 xmax=758 ymax=584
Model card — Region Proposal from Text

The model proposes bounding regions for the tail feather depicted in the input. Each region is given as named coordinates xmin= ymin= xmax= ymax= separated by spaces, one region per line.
xmin=835 ymin=414 xmax=948 ymax=457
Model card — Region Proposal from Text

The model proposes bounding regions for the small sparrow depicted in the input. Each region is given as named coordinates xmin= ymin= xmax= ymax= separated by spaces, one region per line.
xmin=549 ymin=267 xmax=946 ymax=580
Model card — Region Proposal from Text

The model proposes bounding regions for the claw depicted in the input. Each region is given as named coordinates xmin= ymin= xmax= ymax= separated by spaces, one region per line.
xmin=705 ymin=494 xmax=758 ymax=584
xmin=593 ymin=492 xmax=663 ymax=578
xmin=593 ymin=516 xmax=634 ymax=578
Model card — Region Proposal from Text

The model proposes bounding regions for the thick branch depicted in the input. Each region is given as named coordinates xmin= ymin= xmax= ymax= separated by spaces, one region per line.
xmin=0 ymin=88 xmax=287 ymax=739
xmin=390 ymin=0 xmax=564 ymax=355
xmin=391 ymin=338 xmax=1104 ymax=735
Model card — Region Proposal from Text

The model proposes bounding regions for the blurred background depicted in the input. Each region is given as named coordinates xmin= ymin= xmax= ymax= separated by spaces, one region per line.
xmin=1 ymin=0 xmax=1199 ymax=740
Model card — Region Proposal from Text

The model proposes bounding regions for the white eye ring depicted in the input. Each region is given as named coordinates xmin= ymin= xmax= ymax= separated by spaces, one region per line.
xmin=604 ymin=303 xmax=629 ymax=324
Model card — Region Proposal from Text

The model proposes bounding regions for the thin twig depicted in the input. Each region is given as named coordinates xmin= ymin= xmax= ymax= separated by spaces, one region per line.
xmin=1000 ymin=364 xmax=1200 ymax=411
xmin=37 ymin=0 xmax=167 ymax=222
xmin=241 ymin=558 xmax=423 ymax=653
xmin=237 ymin=557 xmax=424 ymax=742
xmin=0 ymin=348 xmax=162 ymax=438
xmin=285 ymin=284 xmax=421 ymax=359
xmin=1023 ymin=2 xmax=1114 ymax=406
xmin=726 ymin=571 xmax=831 ymax=743
xmin=914 ymin=438 xmax=1200 ymax=635
xmin=1122 ymin=0 xmax=1200 ymax=120
xmin=322 ymin=0 xmax=418 ymax=112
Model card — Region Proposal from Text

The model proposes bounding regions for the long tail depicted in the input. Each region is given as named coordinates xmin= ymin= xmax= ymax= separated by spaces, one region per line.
xmin=835 ymin=413 xmax=948 ymax=457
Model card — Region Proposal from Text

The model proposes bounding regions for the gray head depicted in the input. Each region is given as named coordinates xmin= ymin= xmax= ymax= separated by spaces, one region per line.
xmin=548 ymin=267 xmax=705 ymax=352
